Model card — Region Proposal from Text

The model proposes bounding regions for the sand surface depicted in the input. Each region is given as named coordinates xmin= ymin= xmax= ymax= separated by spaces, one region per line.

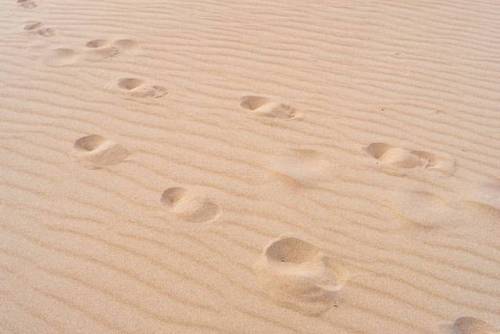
xmin=1 ymin=0 xmax=500 ymax=333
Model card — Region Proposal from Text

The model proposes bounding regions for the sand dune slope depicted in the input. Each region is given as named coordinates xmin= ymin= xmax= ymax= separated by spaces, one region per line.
xmin=1 ymin=0 xmax=499 ymax=333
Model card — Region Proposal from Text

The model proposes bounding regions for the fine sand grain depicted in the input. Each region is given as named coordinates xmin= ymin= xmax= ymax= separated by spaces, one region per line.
xmin=1 ymin=0 xmax=499 ymax=333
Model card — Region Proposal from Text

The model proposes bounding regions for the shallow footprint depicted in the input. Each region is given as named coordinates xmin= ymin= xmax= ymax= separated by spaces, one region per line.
xmin=117 ymin=78 xmax=167 ymax=98
xmin=240 ymin=96 xmax=298 ymax=119
xmin=24 ymin=22 xmax=55 ymax=37
xmin=268 ymin=149 xmax=330 ymax=187
xmin=113 ymin=39 xmax=139 ymax=51
xmin=365 ymin=143 xmax=455 ymax=174
xmin=160 ymin=187 xmax=220 ymax=224
xmin=84 ymin=38 xmax=138 ymax=60
xmin=464 ymin=179 xmax=500 ymax=212
xmin=24 ymin=21 xmax=42 ymax=31
xmin=253 ymin=235 xmax=349 ymax=315
xmin=84 ymin=40 xmax=120 ymax=60
xmin=44 ymin=48 xmax=79 ymax=67
xmin=452 ymin=317 xmax=497 ymax=334
xmin=18 ymin=0 xmax=37 ymax=8
xmin=72 ymin=134 xmax=129 ymax=169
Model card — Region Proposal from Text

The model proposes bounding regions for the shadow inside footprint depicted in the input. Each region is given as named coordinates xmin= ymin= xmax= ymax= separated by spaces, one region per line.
xmin=365 ymin=143 xmax=455 ymax=174
xmin=72 ymin=134 xmax=129 ymax=169
xmin=161 ymin=187 xmax=220 ymax=224
xmin=241 ymin=95 xmax=298 ymax=119
xmin=254 ymin=235 xmax=349 ymax=315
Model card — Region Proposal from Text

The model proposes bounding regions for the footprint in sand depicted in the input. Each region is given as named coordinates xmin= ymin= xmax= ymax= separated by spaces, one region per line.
xmin=84 ymin=38 xmax=138 ymax=61
xmin=43 ymin=48 xmax=80 ymax=67
xmin=465 ymin=179 xmax=500 ymax=212
xmin=17 ymin=0 xmax=37 ymax=9
xmin=390 ymin=190 xmax=461 ymax=233
xmin=365 ymin=143 xmax=455 ymax=174
xmin=253 ymin=235 xmax=349 ymax=315
xmin=389 ymin=188 xmax=500 ymax=239
xmin=24 ymin=21 xmax=55 ymax=37
xmin=116 ymin=78 xmax=167 ymax=98
xmin=42 ymin=38 xmax=138 ymax=66
xmin=268 ymin=149 xmax=330 ymax=187
xmin=240 ymin=96 xmax=299 ymax=119
xmin=160 ymin=187 xmax=221 ymax=224
xmin=72 ymin=135 xmax=129 ymax=169
xmin=451 ymin=317 xmax=498 ymax=334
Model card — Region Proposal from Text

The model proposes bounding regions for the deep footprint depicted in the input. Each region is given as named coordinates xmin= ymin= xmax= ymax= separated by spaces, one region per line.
xmin=365 ymin=143 xmax=455 ymax=174
xmin=117 ymin=78 xmax=167 ymax=98
xmin=72 ymin=134 xmax=129 ymax=169
xmin=254 ymin=235 xmax=349 ymax=315
xmin=160 ymin=187 xmax=220 ymax=224
xmin=240 ymin=96 xmax=298 ymax=119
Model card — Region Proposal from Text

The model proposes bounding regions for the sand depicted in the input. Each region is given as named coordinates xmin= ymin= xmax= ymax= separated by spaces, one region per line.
xmin=1 ymin=0 xmax=499 ymax=333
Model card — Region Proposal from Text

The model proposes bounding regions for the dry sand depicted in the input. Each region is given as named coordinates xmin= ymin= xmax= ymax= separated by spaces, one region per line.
xmin=1 ymin=0 xmax=500 ymax=333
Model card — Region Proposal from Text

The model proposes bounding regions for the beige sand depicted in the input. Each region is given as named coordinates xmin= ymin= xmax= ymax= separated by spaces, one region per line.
xmin=1 ymin=0 xmax=500 ymax=333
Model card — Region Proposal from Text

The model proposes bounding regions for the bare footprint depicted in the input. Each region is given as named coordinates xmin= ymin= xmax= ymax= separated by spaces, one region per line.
xmin=365 ymin=143 xmax=455 ymax=174
xmin=465 ymin=179 xmax=500 ymax=212
xmin=254 ymin=235 xmax=349 ymax=315
xmin=240 ymin=96 xmax=299 ymax=119
xmin=268 ymin=149 xmax=330 ymax=187
xmin=72 ymin=135 xmax=129 ymax=169
xmin=84 ymin=40 xmax=119 ymax=60
xmin=113 ymin=39 xmax=139 ymax=51
xmin=160 ymin=187 xmax=220 ymax=224
xmin=44 ymin=48 xmax=80 ymax=67
xmin=116 ymin=78 xmax=167 ymax=98
xmin=389 ymin=190 xmax=460 ymax=233
xmin=17 ymin=0 xmax=37 ymax=8
xmin=451 ymin=317 xmax=497 ymax=334
xmin=24 ymin=21 xmax=42 ymax=31
xmin=24 ymin=22 xmax=55 ymax=37
xmin=83 ymin=38 xmax=138 ymax=60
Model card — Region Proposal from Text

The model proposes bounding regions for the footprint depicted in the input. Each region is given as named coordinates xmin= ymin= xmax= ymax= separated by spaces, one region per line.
xmin=240 ymin=96 xmax=298 ymax=119
xmin=268 ymin=149 xmax=330 ymax=187
xmin=84 ymin=40 xmax=119 ymax=60
xmin=113 ymin=39 xmax=139 ymax=50
xmin=24 ymin=21 xmax=42 ymax=31
xmin=160 ymin=187 xmax=220 ymax=224
xmin=24 ymin=21 xmax=55 ymax=37
xmin=365 ymin=143 xmax=455 ymax=174
xmin=465 ymin=179 xmax=500 ymax=212
xmin=253 ymin=235 xmax=349 ymax=315
xmin=72 ymin=135 xmax=129 ymax=169
xmin=44 ymin=48 xmax=80 ymax=67
xmin=389 ymin=190 xmax=461 ymax=232
xmin=116 ymin=78 xmax=167 ymax=98
xmin=17 ymin=0 xmax=37 ymax=8
xmin=452 ymin=317 xmax=497 ymax=334
xmin=85 ymin=39 xmax=108 ymax=48
xmin=83 ymin=38 xmax=138 ymax=61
